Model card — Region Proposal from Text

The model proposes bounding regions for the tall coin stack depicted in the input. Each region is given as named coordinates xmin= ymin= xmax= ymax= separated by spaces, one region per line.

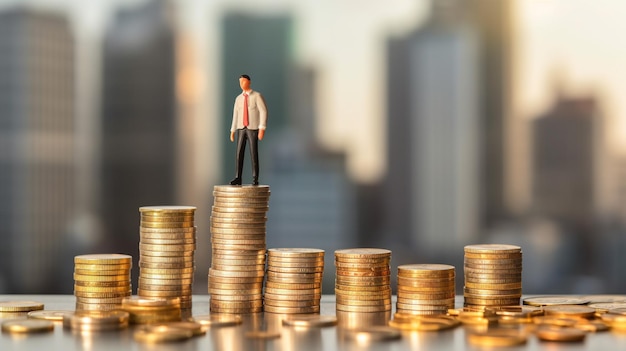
xmin=463 ymin=244 xmax=522 ymax=308
xmin=209 ymin=185 xmax=270 ymax=314
xmin=396 ymin=264 xmax=456 ymax=315
xmin=74 ymin=254 xmax=132 ymax=311
xmin=138 ymin=206 xmax=197 ymax=311
xmin=335 ymin=248 xmax=392 ymax=313
xmin=264 ymin=248 xmax=324 ymax=314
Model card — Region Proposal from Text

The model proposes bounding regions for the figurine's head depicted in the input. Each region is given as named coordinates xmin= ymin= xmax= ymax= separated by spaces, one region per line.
xmin=239 ymin=74 xmax=251 ymax=91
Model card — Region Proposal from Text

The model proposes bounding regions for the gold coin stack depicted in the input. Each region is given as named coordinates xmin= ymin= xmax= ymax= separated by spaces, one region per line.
xmin=396 ymin=264 xmax=456 ymax=315
xmin=464 ymin=244 xmax=522 ymax=308
xmin=264 ymin=248 xmax=324 ymax=314
xmin=121 ymin=296 xmax=181 ymax=324
xmin=73 ymin=254 xmax=132 ymax=311
xmin=335 ymin=248 xmax=392 ymax=313
xmin=208 ymin=185 xmax=270 ymax=313
xmin=137 ymin=206 xmax=197 ymax=310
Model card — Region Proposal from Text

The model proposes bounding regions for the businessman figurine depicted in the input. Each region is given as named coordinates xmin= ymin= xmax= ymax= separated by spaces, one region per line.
xmin=229 ymin=74 xmax=267 ymax=186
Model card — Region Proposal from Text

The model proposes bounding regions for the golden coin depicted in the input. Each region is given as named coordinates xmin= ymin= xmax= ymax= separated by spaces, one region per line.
xmin=486 ymin=305 xmax=542 ymax=318
xmin=467 ymin=329 xmax=527 ymax=347
xmin=134 ymin=325 xmax=193 ymax=343
xmin=74 ymin=254 xmax=132 ymax=265
xmin=160 ymin=321 xmax=205 ymax=336
xmin=336 ymin=303 xmax=391 ymax=313
xmin=264 ymin=305 xmax=320 ymax=314
xmin=398 ymin=264 xmax=455 ymax=277
xmin=464 ymin=244 xmax=521 ymax=254
xmin=268 ymin=262 xmax=324 ymax=270
xmin=140 ymin=227 xmax=197 ymax=234
xmin=573 ymin=320 xmax=610 ymax=332
xmin=282 ymin=315 xmax=336 ymax=327
xmin=465 ymin=282 xmax=522 ymax=290
xmin=73 ymin=274 xmax=130 ymax=282
xmin=2 ymin=319 xmax=55 ymax=333
xmin=334 ymin=248 xmax=391 ymax=259
xmin=210 ymin=306 xmax=263 ymax=314
xmin=75 ymin=302 xmax=124 ymax=312
xmin=0 ymin=301 xmax=44 ymax=312
xmin=543 ymin=304 xmax=595 ymax=319
xmin=27 ymin=310 xmax=72 ymax=321
xmin=74 ymin=290 xmax=131 ymax=298
xmin=74 ymin=263 xmax=131 ymax=271
xmin=76 ymin=296 xmax=125 ymax=304
xmin=523 ymin=296 xmax=590 ymax=306
xmin=532 ymin=316 xmax=581 ymax=327
xmin=141 ymin=238 xmax=196 ymax=245
xmin=389 ymin=314 xmax=460 ymax=331
xmin=263 ymin=298 xmax=319 ymax=308
xmin=140 ymin=250 xmax=194 ymax=258
xmin=192 ymin=314 xmax=242 ymax=327
xmin=64 ymin=310 xmax=129 ymax=326
xmin=341 ymin=326 xmax=401 ymax=342
xmin=122 ymin=296 xmax=180 ymax=307
xmin=588 ymin=302 xmax=626 ymax=313
xmin=139 ymin=205 xmax=196 ymax=213
xmin=535 ymin=326 xmax=586 ymax=342
xmin=208 ymin=269 xmax=264 ymax=279
xmin=74 ymin=269 xmax=130 ymax=276
xmin=208 ymin=275 xmax=264 ymax=284
xmin=268 ymin=248 xmax=325 ymax=257
xmin=581 ymin=295 xmax=626 ymax=304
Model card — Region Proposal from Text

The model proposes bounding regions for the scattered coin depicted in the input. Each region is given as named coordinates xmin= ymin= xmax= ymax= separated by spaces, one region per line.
xmin=0 ymin=301 xmax=44 ymax=313
xmin=282 ymin=315 xmax=337 ymax=328
xmin=134 ymin=325 xmax=193 ymax=343
xmin=535 ymin=326 xmax=586 ymax=342
xmin=1 ymin=319 xmax=55 ymax=333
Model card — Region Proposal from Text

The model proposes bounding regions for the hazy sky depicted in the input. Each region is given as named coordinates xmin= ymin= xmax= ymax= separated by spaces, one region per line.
xmin=2 ymin=0 xmax=626 ymax=182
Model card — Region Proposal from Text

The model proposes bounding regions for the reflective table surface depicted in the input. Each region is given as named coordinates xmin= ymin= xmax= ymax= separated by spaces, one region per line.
xmin=1 ymin=295 xmax=625 ymax=351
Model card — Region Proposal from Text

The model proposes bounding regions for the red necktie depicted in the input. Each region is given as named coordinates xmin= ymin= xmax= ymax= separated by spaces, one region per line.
xmin=243 ymin=93 xmax=249 ymax=127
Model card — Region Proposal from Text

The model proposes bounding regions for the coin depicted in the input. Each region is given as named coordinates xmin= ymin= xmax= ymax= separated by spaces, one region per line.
xmin=335 ymin=248 xmax=391 ymax=259
xmin=74 ymin=254 xmax=132 ymax=265
xmin=464 ymin=244 xmax=521 ymax=254
xmin=27 ymin=310 xmax=72 ymax=321
xmin=0 ymin=301 xmax=44 ymax=313
xmin=523 ymin=296 xmax=590 ymax=306
xmin=192 ymin=314 xmax=242 ymax=327
xmin=542 ymin=304 xmax=595 ymax=319
xmin=2 ymin=319 xmax=55 ymax=333
xmin=389 ymin=313 xmax=460 ymax=331
xmin=535 ymin=326 xmax=586 ymax=342
xmin=139 ymin=205 xmax=196 ymax=213
xmin=134 ymin=325 xmax=193 ymax=343
xmin=264 ymin=305 xmax=321 ymax=314
xmin=282 ymin=315 xmax=337 ymax=328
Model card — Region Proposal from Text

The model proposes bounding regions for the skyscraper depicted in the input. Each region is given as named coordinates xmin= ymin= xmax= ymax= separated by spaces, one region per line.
xmin=0 ymin=8 xmax=75 ymax=293
xmin=100 ymin=0 xmax=177 ymax=266
xmin=532 ymin=96 xmax=598 ymax=222
xmin=384 ymin=0 xmax=482 ymax=255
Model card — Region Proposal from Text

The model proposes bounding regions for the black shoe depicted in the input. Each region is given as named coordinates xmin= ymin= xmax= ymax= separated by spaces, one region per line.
xmin=252 ymin=179 xmax=259 ymax=186
xmin=230 ymin=178 xmax=242 ymax=185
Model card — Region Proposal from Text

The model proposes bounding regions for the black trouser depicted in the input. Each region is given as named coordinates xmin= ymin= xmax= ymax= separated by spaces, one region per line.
xmin=234 ymin=128 xmax=259 ymax=181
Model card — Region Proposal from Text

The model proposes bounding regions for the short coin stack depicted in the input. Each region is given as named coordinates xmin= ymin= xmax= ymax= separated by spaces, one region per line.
xmin=264 ymin=248 xmax=324 ymax=314
xmin=464 ymin=244 xmax=522 ymax=308
xmin=208 ymin=185 xmax=270 ymax=313
xmin=73 ymin=254 xmax=132 ymax=311
xmin=138 ymin=206 xmax=197 ymax=311
xmin=335 ymin=248 xmax=392 ymax=313
xmin=396 ymin=264 xmax=456 ymax=315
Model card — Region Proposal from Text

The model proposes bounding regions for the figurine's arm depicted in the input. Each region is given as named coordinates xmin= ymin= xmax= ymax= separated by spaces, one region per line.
xmin=257 ymin=94 xmax=268 ymax=140
xmin=230 ymin=98 xmax=238 ymax=142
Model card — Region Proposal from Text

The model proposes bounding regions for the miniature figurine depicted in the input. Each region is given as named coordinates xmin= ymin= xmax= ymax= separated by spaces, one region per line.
xmin=229 ymin=74 xmax=267 ymax=186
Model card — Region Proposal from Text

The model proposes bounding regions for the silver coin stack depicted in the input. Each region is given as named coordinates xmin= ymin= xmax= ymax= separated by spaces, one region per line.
xmin=137 ymin=206 xmax=197 ymax=311
xmin=209 ymin=185 xmax=270 ymax=313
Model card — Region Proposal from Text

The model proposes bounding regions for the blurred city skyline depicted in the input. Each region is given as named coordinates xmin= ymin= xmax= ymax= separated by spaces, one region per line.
xmin=1 ymin=0 xmax=626 ymax=295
